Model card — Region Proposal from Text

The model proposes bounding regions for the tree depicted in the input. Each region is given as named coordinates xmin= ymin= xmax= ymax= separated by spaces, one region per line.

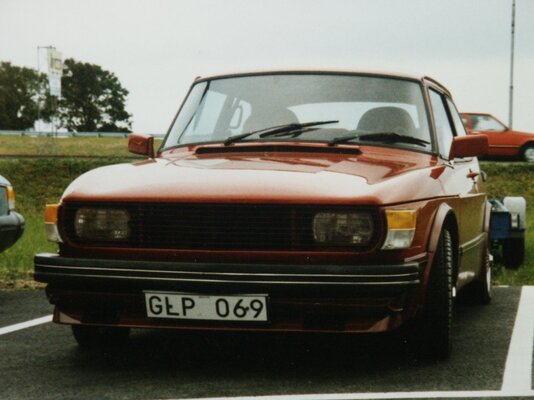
xmin=57 ymin=59 xmax=132 ymax=132
xmin=0 ymin=62 xmax=47 ymax=130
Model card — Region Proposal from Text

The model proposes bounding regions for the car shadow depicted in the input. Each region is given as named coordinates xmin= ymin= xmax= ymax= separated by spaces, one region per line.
xmin=72 ymin=327 xmax=430 ymax=377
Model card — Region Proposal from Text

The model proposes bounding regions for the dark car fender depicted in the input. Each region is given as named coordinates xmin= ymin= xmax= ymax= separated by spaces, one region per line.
xmin=422 ymin=203 xmax=459 ymax=289
xmin=0 ymin=212 xmax=25 ymax=252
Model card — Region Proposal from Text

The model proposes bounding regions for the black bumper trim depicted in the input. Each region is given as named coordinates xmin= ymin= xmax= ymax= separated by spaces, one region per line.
xmin=34 ymin=253 xmax=422 ymax=290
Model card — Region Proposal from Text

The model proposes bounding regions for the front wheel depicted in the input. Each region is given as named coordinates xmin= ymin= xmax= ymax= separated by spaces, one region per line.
xmin=521 ymin=144 xmax=534 ymax=162
xmin=72 ymin=325 xmax=130 ymax=349
xmin=419 ymin=229 xmax=454 ymax=359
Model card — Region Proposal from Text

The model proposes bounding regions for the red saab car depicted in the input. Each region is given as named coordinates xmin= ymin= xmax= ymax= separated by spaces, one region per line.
xmin=461 ymin=112 xmax=534 ymax=162
xmin=35 ymin=71 xmax=490 ymax=359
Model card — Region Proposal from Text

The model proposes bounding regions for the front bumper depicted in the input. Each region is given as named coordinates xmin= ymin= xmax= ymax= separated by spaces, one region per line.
xmin=35 ymin=253 xmax=425 ymax=333
xmin=35 ymin=253 xmax=422 ymax=293
xmin=0 ymin=212 xmax=24 ymax=252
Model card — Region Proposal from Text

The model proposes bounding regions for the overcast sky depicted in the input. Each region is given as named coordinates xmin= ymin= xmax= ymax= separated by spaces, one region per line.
xmin=1 ymin=0 xmax=533 ymax=134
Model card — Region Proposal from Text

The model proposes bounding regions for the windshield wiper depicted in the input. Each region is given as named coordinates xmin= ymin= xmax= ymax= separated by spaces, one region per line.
xmin=224 ymin=120 xmax=338 ymax=146
xmin=329 ymin=131 xmax=430 ymax=147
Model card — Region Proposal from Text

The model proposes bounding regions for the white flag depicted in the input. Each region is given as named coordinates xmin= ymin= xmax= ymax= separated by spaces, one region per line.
xmin=48 ymin=73 xmax=61 ymax=97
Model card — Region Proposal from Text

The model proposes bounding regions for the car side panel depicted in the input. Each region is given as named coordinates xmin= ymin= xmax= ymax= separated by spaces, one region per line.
xmin=437 ymin=158 xmax=486 ymax=288
xmin=477 ymin=130 xmax=520 ymax=157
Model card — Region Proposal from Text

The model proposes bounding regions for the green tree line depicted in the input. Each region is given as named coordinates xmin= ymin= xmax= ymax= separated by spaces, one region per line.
xmin=0 ymin=59 xmax=132 ymax=132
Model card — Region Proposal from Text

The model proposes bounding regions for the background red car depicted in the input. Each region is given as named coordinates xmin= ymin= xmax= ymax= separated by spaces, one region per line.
xmin=461 ymin=113 xmax=534 ymax=162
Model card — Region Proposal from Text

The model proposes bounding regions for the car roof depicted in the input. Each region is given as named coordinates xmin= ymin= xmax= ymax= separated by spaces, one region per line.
xmin=194 ymin=69 xmax=451 ymax=96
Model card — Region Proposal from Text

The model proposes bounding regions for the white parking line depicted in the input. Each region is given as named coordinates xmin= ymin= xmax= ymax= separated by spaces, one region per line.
xmin=170 ymin=390 xmax=534 ymax=400
xmin=0 ymin=314 xmax=52 ymax=336
xmin=502 ymin=285 xmax=534 ymax=392
xmin=169 ymin=286 xmax=534 ymax=400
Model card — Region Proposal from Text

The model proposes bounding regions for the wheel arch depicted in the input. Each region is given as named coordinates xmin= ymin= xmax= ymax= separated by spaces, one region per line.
xmin=426 ymin=203 xmax=459 ymax=286
xmin=518 ymin=141 xmax=534 ymax=159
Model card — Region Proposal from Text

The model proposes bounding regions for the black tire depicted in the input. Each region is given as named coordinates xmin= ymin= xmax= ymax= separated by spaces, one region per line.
xmin=502 ymin=237 xmax=525 ymax=269
xmin=72 ymin=325 xmax=130 ymax=349
xmin=419 ymin=229 xmax=453 ymax=360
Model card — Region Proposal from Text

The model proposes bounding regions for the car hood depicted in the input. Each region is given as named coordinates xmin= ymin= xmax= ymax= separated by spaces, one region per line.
xmin=62 ymin=145 xmax=444 ymax=206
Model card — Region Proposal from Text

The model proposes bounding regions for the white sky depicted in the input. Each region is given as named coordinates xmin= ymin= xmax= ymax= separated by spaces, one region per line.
xmin=1 ymin=0 xmax=533 ymax=134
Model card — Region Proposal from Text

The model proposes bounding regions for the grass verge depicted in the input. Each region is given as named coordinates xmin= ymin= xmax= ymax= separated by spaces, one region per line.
xmin=482 ymin=162 xmax=533 ymax=285
xmin=0 ymin=135 xmax=162 ymax=157
xmin=0 ymin=157 xmax=132 ymax=289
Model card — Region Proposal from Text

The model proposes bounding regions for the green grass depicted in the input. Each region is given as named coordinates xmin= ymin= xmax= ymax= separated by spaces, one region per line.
xmin=0 ymin=216 xmax=56 ymax=288
xmin=0 ymin=135 xmax=163 ymax=157
xmin=0 ymin=136 xmax=532 ymax=288
xmin=0 ymin=157 xmax=133 ymax=289
xmin=0 ymin=158 xmax=134 ymax=213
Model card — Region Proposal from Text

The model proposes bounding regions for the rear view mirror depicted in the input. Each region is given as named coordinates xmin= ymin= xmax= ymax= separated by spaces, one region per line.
xmin=128 ymin=133 xmax=154 ymax=158
xmin=449 ymin=134 xmax=488 ymax=159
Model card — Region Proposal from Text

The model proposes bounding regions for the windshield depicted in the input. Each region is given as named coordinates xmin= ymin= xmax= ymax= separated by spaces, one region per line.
xmin=163 ymin=74 xmax=433 ymax=152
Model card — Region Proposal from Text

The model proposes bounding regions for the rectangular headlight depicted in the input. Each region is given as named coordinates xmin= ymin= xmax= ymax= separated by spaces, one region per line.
xmin=75 ymin=208 xmax=131 ymax=241
xmin=313 ymin=212 xmax=374 ymax=245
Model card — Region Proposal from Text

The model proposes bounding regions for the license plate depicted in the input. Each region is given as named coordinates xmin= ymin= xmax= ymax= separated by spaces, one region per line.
xmin=144 ymin=291 xmax=268 ymax=322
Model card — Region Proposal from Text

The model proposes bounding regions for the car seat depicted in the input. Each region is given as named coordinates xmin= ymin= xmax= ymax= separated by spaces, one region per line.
xmin=242 ymin=108 xmax=299 ymax=133
xmin=357 ymin=106 xmax=416 ymax=136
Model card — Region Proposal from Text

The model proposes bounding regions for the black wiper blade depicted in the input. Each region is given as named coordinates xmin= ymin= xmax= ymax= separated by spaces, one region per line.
xmin=329 ymin=132 xmax=430 ymax=147
xmin=224 ymin=120 xmax=338 ymax=146
xmin=328 ymin=133 xmax=360 ymax=146
xmin=360 ymin=132 xmax=430 ymax=146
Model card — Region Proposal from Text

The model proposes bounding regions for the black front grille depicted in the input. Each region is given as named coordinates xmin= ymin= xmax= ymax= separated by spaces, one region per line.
xmin=60 ymin=202 xmax=379 ymax=251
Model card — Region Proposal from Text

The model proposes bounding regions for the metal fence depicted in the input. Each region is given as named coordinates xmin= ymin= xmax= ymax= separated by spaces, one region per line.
xmin=0 ymin=130 xmax=165 ymax=139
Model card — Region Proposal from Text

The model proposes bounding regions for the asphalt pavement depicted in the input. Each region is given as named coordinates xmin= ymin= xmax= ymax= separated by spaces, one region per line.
xmin=0 ymin=287 xmax=532 ymax=400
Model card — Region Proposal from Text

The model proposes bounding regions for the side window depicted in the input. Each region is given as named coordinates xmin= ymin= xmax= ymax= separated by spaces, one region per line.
xmin=429 ymin=90 xmax=454 ymax=159
xmin=471 ymin=115 xmax=506 ymax=131
xmin=446 ymin=98 xmax=467 ymax=137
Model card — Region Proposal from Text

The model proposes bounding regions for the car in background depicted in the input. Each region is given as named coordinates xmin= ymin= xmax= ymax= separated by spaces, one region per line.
xmin=0 ymin=175 xmax=24 ymax=252
xmin=35 ymin=70 xmax=491 ymax=359
xmin=461 ymin=113 xmax=534 ymax=162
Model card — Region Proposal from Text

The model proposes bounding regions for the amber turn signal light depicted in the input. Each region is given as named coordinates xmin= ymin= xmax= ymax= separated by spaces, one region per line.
xmin=6 ymin=185 xmax=15 ymax=210
xmin=45 ymin=204 xmax=62 ymax=243
xmin=382 ymin=210 xmax=417 ymax=250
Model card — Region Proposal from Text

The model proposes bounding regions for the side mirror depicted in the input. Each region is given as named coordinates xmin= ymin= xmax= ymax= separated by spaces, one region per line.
xmin=128 ymin=133 xmax=154 ymax=158
xmin=449 ymin=134 xmax=488 ymax=159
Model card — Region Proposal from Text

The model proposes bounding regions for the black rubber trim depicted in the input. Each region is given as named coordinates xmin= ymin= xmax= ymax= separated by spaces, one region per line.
xmin=195 ymin=145 xmax=361 ymax=155
xmin=35 ymin=253 xmax=421 ymax=293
